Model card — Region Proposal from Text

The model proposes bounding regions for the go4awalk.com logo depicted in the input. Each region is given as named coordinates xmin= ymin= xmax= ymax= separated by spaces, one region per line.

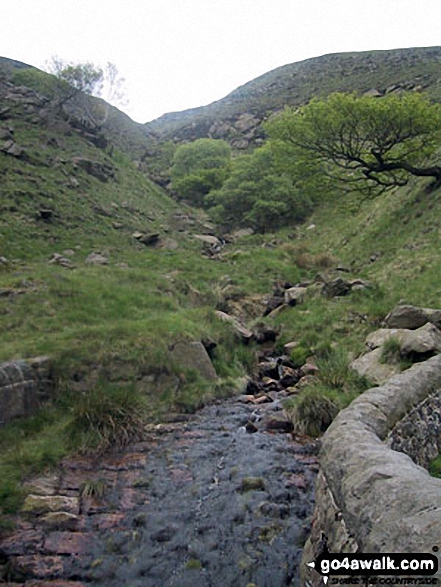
xmin=306 ymin=544 xmax=439 ymax=586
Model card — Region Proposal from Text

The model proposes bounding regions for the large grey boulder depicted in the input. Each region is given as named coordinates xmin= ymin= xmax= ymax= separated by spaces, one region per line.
xmin=350 ymin=348 xmax=400 ymax=385
xmin=170 ymin=341 xmax=217 ymax=381
xmin=384 ymin=304 xmax=441 ymax=329
xmin=400 ymin=322 xmax=441 ymax=355
xmin=365 ymin=328 xmax=409 ymax=350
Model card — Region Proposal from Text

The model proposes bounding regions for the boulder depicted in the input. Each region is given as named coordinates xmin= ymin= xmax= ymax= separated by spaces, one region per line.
xmin=193 ymin=234 xmax=220 ymax=246
xmin=284 ymin=286 xmax=307 ymax=306
xmin=383 ymin=304 xmax=441 ymax=329
xmin=214 ymin=310 xmax=254 ymax=342
xmin=350 ymin=348 xmax=401 ymax=385
xmin=139 ymin=233 xmax=160 ymax=246
xmin=48 ymin=253 xmax=74 ymax=269
xmin=366 ymin=328 xmax=409 ymax=350
xmin=322 ymin=278 xmax=351 ymax=298
xmin=85 ymin=252 xmax=108 ymax=266
xmin=170 ymin=341 xmax=217 ymax=381
xmin=400 ymin=323 xmax=441 ymax=356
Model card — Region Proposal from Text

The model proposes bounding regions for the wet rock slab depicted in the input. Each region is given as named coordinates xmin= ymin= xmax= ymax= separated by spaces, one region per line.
xmin=1 ymin=398 xmax=317 ymax=587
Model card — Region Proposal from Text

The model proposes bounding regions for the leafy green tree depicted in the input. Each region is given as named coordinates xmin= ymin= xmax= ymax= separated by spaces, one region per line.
xmin=45 ymin=56 xmax=104 ymax=108
xmin=266 ymin=92 xmax=441 ymax=193
xmin=207 ymin=145 xmax=312 ymax=232
xmin=171 ymin=139 xmax=231 ymax=206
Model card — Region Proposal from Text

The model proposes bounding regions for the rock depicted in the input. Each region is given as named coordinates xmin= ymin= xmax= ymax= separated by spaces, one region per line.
xmin=72 ymin=157 xmax=115 ymax=182
xmin=253 ymin=325 xmax=279 ymax=344
xmin=85 ymin=252 xmax=108 ymax=265
xmin=283 ymin=341 xmax=300 ymax=353
xmin=265 ymin=304 xmax=288 ymax=319
xmin=322 ymin=278 xmax=351 ymax=297
xmin=284 ymin=286 xmax=307 ymax=306
xmin=0 ymin=127 xmax=13 ymax=141
xmin=193 ymin=234 xmax=221 ymax=246
xmin=366 ymin=328 xmax=409 ymax=350
xmin=350 ymin=348 xmax=400 ymax=385
xmin=245 ymin=421 xmax=259 ymax=433
xmin=300 ymin=363 xmax=320 ymax=376
xmin=170 ymin=341 xmax=217 ymax=381
xmin=233 ymin=113 xmax=260 ymax=133
xmin=214 ymin=310 xmax=254 ymax=342
xmin=22 ymin=495 xmax=79 ymax=516
xmin=263 ymin=295 xmax=285 ymax=316
xmin=230 ymin=138 xmax=249 ymax=150
xmin=363 ymin=88 xmax=383 ymax=97
xmin=384 ymin=304 xmax=441 ymax=329
xmin=23 ymin=473 xmax=60 ymax=496
xmin=1 ymin=139 xmax=25 ymax=157
xmin=139 ymin=233 xmax=160 ymax=246
xmin=229 ymin=227 xmax=255 ymax=240
xmin=40 ymin=511 xmax=80 ymax=530
xmin=348 ymin=278 xmax=370 ymax=291
xmin=400 ymin=323 xmax=441 ymax=356
xmin=264 ymin=415 xmax=294 ymax=433
xmin=48 ymin=253 xmax=74 ymax=269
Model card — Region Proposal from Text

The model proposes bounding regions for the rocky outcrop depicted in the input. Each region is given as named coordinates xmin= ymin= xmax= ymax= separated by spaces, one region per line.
xmin=0 ymin=357 xmax=54 ymax=425
xmin=72 ymin=157 xmax=115 ymax=182
xmin=351 ymin=316 xmax=441 ymax=384
xmin=302 ymin=356 xmax=441 ymax=586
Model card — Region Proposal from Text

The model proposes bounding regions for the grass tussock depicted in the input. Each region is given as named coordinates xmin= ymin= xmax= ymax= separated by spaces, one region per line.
xmin=429 ymin=453 xmax=441 ymax=478
xmin=285 ymin=387 xmax=340 ymax=437
xmin=67 ymin=384 xmax=147 ymax=455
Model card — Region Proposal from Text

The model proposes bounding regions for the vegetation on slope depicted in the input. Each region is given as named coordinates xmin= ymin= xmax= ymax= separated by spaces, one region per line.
xmin=2 ymin=47 xmax=441 ymax=527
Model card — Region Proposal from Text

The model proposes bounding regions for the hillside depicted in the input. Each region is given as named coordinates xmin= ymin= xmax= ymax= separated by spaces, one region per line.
xmin=144 ymin=46 xmax=441 ymax=149
xmin=1 ymin=47 xmax=441 ymax=584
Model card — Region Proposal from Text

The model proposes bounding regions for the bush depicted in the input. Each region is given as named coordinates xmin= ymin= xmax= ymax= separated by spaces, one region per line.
xmin=207 ymin=145 xmax=313 ymax=232
xmin=171 ymin=138 xmax=231 ymax=206
xmin=67 ymin=383 xmax=147 ymax=454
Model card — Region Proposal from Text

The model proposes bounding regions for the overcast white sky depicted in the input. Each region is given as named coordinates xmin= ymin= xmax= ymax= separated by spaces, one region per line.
xmin=2 ymin=1 xmax=441 ymax=123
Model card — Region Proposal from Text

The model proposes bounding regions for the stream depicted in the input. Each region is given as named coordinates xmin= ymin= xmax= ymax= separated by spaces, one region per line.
xmin=1 ymin=395 xmax=317 ymax=587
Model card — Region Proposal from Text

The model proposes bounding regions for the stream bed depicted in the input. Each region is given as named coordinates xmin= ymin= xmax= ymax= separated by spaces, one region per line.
xmin=1 ymin=396 xmax=318 ymax=587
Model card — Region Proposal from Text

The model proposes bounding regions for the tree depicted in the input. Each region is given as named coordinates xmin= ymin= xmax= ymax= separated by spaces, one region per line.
xmin=207 ymin=145 xmax=312 ymax=232
xmin=45 ymin=56 xmax=104 ymax=108
xmin=266 ymin=92 xmax=441 ymax=193
xmin=171 ymin=138 xmax=231 ymax=206
xmin=44 ymin=58 xmax=128 ymax=119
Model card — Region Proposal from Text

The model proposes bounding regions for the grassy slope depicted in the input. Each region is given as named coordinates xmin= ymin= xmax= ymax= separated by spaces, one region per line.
xmin=2 ymin=49 xmax=441 ymax=522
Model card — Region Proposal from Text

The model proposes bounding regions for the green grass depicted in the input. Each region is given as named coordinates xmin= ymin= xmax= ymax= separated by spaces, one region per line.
xmin=429 ymin=454 xmax=441 ymax=478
